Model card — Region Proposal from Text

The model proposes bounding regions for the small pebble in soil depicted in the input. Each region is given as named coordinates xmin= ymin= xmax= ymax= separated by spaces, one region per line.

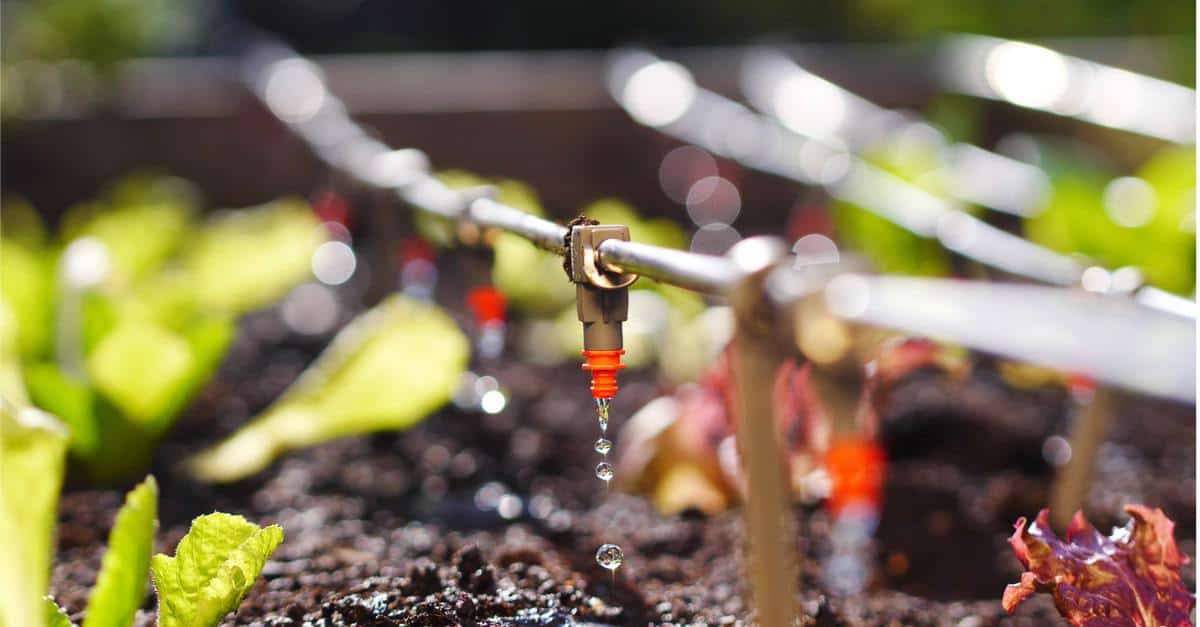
xmin=593 ymin=438 xmax=612 ymax=455
xmin=595 ymin=543 xmax=623 ymax=571
xmin=595 ymin=462 xmax=614 ymax=482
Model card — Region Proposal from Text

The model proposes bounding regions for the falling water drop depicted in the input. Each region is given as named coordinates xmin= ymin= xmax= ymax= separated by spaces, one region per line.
xmin=595 ymin=462 xmax=614 ymax=482
xmin=595 ymin=397 xmax=610 ymax=433
xmin=595 ymin=543 xmax=624 ymax=571
xmin=594 ymin=438 xmax=613 ymax=455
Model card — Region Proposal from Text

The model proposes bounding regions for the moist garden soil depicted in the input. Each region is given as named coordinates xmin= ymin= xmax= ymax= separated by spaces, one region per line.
xmin=50 ymin=288 xmax=1195 ymax=626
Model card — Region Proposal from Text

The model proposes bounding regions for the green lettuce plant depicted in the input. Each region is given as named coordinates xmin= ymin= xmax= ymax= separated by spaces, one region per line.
xmin=0 ymin=299 xmax=30 ymax=404
xmin=0 ymin=218 xmax=54 ymax=359
xmin=5 ymin=178 xmax=325 ymax=483
xmin=67 ymin=476 xmax=158 ymax=627
xmin=0 ymin=399 xmax=69 ymax=627
xmin=151 ymin=514 xmax=284 ymax=627
xmin=188 ymin=294 xmax=469 ymax=482
xmin=181 ymin=199 xmax=325 ymax=314
xmin=1026 ymin=143 xmax=1195 ymax=295
xmin=0 ymin=423 xmax=280 ymax=627
xmin=39 ymin=475 xmax=281 ymax=627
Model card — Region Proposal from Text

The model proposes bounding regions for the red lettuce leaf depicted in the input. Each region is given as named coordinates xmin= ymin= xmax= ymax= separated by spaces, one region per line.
xmin=1004 ymin=506 xmax=1194 ymax=626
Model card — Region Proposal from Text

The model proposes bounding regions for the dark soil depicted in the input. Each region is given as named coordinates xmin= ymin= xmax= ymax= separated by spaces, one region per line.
xmin=49 ymin=286 xmax=1196 ymax=626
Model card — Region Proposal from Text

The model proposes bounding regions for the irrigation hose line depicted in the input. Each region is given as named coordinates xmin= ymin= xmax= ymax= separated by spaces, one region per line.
xmin=244 ymin=41 xmax=747 ymax=294
xmin=607 ymin=48 xmax=1196 ymax=320
xmin=242 ymin=41 xmax=1196 ymax=403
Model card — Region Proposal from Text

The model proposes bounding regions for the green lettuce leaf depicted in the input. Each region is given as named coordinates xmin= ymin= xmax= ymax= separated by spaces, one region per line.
xmin=150 ymin=514 xmax=283 ymax=627
xmin=188 ymin=295 xmax=468 ymax=482
xmin=45 ymin=598 xmax=75 ymax=627
xmin=182 ymin=199 xmax=324 ymax=314
xmin=23 ymin=363 xmax=97 ymax=456
xmin=0 ymin=297 xmax=30 ymax=405
xmin=2 ymin=197 xmax=49 ymax=249
xmin=61 ymin=200 xmax=194 ymax=287
xmin=86 ymin=320 xmax=194 ymax=425
xmin=1023 ymin=141 xmax=1195 ymax=294
xmin=102 ymin=173 xmax=200 ymax=212
xmin=0 ymin=238 xmax=53 ymax=359
xmin=0 ymin=400 xmax=69 ymax=627
xmin=82 ymin=476 xmax=158 ymax=627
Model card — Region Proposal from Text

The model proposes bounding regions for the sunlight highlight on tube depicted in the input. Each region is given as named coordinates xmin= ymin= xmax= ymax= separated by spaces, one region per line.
xmin=262 ymin=59 xmax=328 ymax=123
xmin=772 ymin=72 xmax=847 ymax=140
xmin=984 ymin=42 xmax=1070 ymax=109
xmin=1103 ymin=177 xmax=1157 ymax=228
xmin=621 ymin=61 xmax=697 ymax=127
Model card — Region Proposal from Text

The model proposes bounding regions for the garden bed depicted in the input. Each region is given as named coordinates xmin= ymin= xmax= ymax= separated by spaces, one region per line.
xmin=49 ymin=279 xmax=1195 ymax=626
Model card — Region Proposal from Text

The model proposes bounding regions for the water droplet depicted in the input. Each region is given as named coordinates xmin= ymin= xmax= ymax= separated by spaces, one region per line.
xmin=595 ymin=462 xmax=614 ymax=482
xmin=595 ymin=543 xmax=623 ymax=571
xmin=596 ymin=398 xmax=610 ymax=433
xmin=594 ymin=438 xmax=613 ymax=455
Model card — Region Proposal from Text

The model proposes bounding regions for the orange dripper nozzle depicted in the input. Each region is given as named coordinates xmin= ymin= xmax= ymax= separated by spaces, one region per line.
xmin=582 ymin=349 xmax=625 ymax=399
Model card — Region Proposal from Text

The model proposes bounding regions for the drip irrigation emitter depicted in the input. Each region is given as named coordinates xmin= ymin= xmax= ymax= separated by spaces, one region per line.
xmin=564 ymin=220 xmax=639 ymax=400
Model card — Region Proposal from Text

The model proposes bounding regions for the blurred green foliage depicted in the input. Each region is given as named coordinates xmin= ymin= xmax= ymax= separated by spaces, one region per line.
xmin=0 ymin=173 xmax=324 ymax=483
xmin=0 ymin=400 xmax=69 ymax=627
xmin=2 ymin=0 xmax=1190 ymax=87
xmin=833 ymin=129 xmax=959 ymax=277
xmin=182 ymin=200 xmax=325 ymax=313
xmin=1026 ymin=143 xmax=1196 ymax=294
xmin=2 ymin=0 xmax=190 ymax=71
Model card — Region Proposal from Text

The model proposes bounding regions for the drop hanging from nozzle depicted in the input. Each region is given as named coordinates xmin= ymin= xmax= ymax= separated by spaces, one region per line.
xmin=565 ymin=219 xmax=638 ymax=400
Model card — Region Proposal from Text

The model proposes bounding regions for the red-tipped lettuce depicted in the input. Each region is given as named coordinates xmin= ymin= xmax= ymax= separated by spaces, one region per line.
xmin=1003 ymin=506 xmax=1194 ymax=626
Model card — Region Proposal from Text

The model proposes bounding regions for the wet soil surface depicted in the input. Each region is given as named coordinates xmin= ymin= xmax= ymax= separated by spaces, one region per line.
xmin=50 ymin=305 xmax=1195 ymax=626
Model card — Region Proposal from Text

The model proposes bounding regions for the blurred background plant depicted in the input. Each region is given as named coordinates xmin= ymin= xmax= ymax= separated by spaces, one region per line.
xmin=0 ymin=173 xmax=326 ymax=482
xmin=1 ymin=0 xmax=1192 ymax=99
xmin=1 ymin=0 xmax=195 ymax=71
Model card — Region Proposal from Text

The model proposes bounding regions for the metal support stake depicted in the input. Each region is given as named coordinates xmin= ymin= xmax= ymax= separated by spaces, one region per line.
xmin=1049 ymin=387 xmax=1117 ymax=530
xmin=727 ymin=238 xmax=799 ymax=627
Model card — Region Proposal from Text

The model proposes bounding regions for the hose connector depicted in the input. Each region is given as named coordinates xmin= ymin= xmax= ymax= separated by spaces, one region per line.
xmin=565 ymin=220 xmax=638 ymax=399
